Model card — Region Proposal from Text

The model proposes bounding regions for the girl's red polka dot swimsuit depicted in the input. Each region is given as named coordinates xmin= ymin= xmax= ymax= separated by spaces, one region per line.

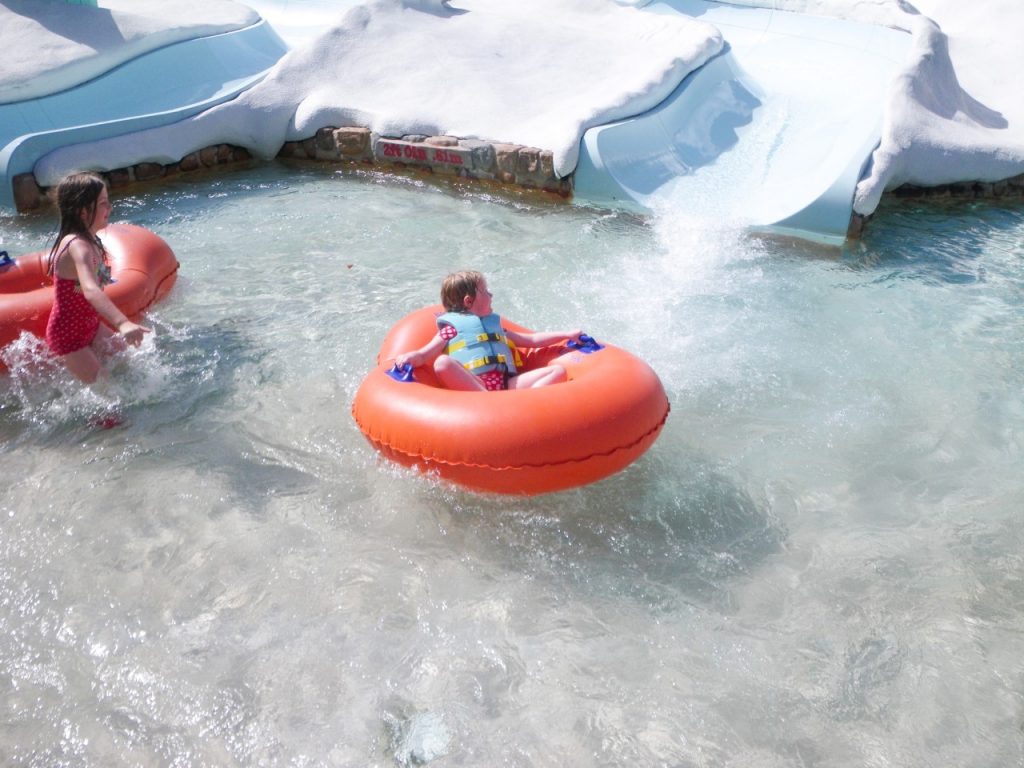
xmin=45 ymin=239 xmax=114 ymax=356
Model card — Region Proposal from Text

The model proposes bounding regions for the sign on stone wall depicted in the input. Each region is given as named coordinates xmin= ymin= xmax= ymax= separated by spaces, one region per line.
xmin=375 ymin=139 xmax=473 ymax=171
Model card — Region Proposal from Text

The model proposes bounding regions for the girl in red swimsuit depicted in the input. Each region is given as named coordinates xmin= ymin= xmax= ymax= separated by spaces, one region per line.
xmin=45 ymin=173 xmax=150 ymax=384
xmin=395 ymin=270 xmax=582 ymax=392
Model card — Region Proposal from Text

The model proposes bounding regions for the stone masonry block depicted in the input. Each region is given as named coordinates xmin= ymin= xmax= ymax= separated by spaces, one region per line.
xmin=106 ymin=168 xmax=132 ymax=188
xmin=275 ymin=142 xmax=301 ymax=159
xmin=516 ymin=147 xmax=541 ymax=176
xmin=426 ymin=144 xmax=473 ymax=174
xmin=375 ymin=138 xmax=430 ymax=166
xmin=12 ymin=173 xmax=45 ymax=212
xmin=314 ymin=127 xmax=340 ymax=160
xmin=493 ymin=144 xmax=520 ymax=175
xmin=539 ymin=150 xmax=555 ymax=177
xmin=199 ymin=146 xmax=219 ymax=167
xmin=459 ymin=140 xmax=496 ymax=174
xmin=334 ymin=127 xmax=371 ymax=158
xmin=179 ymin=152 xmax=201 ymax=171
xmin=134 ymin=162 xmax=164 ymax=182
xmin=424 ymin=135 xmax=459 ymax=147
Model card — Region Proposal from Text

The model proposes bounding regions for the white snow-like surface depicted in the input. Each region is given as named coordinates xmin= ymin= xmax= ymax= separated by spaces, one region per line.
xmin=13 ymin=0 xmax=1024 ymax=218
xmin=33 ymin=0 xmax=722 ymax=183
xmin=854 ymin=0 xmax=1024 ymax=212
xmin=705 ymin=0 xmax=1024 ymax=212
xmin=240 ymin=0 xmax=364 ymax=48
xmin=0 ymin=0 xmax=258 ymax=104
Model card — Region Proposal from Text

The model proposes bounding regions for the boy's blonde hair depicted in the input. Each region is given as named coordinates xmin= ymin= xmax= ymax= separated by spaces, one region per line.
xmin=440 ymin=270 xmax=484 ymax=312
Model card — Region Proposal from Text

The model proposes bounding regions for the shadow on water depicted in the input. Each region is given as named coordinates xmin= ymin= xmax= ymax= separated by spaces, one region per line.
xmin=848 ymin=198 xmax=1024 ymax=286
xmin=424 ymin=447 xmax=787 ymax=615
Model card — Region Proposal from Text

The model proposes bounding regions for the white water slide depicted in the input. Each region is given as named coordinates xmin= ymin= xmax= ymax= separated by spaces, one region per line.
xmin=573 ymin=0 xmax=911 ymax=242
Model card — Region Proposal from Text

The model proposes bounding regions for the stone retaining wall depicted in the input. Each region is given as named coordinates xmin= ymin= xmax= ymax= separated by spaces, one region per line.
xmin=13 ymin=144 xmax=255 ymax=212
xmin=888 ymin=174 xmax=1024 ymax=200
xmin=277 ymin=126 xmax=571 ymax=197
xmin=847 ymin=172 xmax=1024 ymax=238
xmin=12 ymin=126 xmax=571 ymax=213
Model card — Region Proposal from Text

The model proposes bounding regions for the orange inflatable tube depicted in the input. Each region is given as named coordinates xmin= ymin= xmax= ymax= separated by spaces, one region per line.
xmin=0 ymin=223 xmax=179 ymax=372
xmin=352 ymin=305 xmax=670 ymax=495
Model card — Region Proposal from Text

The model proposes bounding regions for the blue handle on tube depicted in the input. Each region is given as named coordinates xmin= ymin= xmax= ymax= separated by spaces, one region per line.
xmin=386 ymin=363 xmax=416 ymax=383
xmin=566 ymin=333 xmax=603 ymax=354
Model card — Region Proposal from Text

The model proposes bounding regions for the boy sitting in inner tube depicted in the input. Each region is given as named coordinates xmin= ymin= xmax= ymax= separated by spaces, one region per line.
xmin=394 ymin=270 xmax=582 ymax=391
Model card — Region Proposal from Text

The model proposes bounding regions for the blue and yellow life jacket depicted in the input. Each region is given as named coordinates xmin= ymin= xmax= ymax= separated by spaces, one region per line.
xmin=438 ymin=312 xmax=519 ymax=376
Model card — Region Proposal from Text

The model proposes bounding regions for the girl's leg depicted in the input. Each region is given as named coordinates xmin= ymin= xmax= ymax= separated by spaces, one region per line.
xmin=508 ymin=364 xmax=566 ymax=390
xmin=60 ymin=325 xmax=117 ymax=385
xmin=434 ymin=355 xmax=487 ymax=391
xmin=60 ymin=346 xmax=103 ymax=384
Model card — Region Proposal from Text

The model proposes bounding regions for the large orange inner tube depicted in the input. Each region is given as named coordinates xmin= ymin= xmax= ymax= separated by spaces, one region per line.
xmin=0 ymin=223 xmax=179 ymax=372
xmin=352 ymin=305 xmax=670 ymax=495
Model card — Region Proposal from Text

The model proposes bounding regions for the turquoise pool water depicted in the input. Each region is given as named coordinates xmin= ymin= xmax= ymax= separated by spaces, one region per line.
xmin=1 ymin=164 xmax=1022 ymax=766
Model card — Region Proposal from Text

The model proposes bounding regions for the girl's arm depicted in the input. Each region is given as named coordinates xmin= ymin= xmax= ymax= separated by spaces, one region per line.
xmin=505 ymin=328 xmax=583 ymax=349
xmin=395 ymin=333 xmax=447 ymax=368
xmin=68 ymin=239 xmax=151 ymax=346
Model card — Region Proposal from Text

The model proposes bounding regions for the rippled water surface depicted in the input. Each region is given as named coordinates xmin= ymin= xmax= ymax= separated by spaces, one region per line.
xmin=1 ymin=164 xmax=1022 ymax=766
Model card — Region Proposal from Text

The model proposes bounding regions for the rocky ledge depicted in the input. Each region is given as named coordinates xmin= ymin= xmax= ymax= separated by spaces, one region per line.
xmin=12 ymin=126 xmax=572 ymax=213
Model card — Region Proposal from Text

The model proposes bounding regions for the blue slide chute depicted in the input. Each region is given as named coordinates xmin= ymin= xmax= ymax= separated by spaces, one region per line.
xmin=574 ymin=0 xmax=911 ymax=242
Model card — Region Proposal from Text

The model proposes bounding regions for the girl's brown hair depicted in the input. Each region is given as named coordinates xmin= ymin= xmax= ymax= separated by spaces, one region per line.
xmin=48 ymin=172 xmax=108 ymax=274
xmin=440 ymin=270 xmax=484 ymax=312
